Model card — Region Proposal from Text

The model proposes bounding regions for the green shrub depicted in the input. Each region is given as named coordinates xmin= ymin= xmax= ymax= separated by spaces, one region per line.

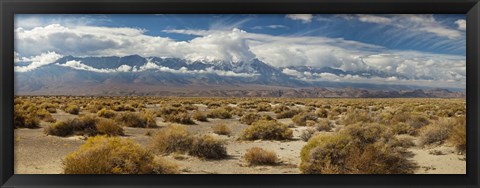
xmin=244 ymin=147 xmax=278 ymax=166
xmin=239 ymin=113 xmax=261 ymax=125
xmin=151 ymin=124 xmax=193 ymax=154
xmin=189 ymin=135 xmax=228 ymax=159
xmin=63 ymin=136 xmax=178 ymax=174
xmin=240 ymin=120 xmax=293 ymax=140
xmin=213 ymin=124 xmax=231 ymax=136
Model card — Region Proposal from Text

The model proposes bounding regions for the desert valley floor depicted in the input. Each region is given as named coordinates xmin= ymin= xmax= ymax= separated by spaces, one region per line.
xmin=14 ymin=97 xmax=466 ymax=174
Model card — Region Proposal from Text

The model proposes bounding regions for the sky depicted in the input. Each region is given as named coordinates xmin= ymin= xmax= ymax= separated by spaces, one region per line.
xmin=13 ymin=14 xmax=466 ymax=89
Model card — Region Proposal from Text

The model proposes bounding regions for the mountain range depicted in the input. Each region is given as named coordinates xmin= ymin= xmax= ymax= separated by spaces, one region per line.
xmin=14 ymin=55 xmax=465 ymax=98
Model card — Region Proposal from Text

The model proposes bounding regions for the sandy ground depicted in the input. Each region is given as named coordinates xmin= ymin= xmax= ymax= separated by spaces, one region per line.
xmin=15 ymin=107 xmax=466 ymax=174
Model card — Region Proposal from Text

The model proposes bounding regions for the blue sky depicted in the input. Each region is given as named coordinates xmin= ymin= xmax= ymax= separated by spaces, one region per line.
xmin=13 ymin=14 xmax=466 ymax=88
xmin=15 ymin=14 xmax=466 ymax=55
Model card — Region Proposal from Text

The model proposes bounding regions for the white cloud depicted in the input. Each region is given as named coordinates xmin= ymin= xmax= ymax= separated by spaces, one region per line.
xmin=252 ymin=25 xmax=288 ymax=30
xmin=286 ymin=14 xmax=313 ymax=23
xmin=455 ymin=19 xmax=466 ymax=31
xmin=57 ymin=59 xmax=257 ymax=77
xmin=14 ymin=51 xmax=63 ymax=72
xmin=341 ymin=14 xmax=464 ymax=39
xmin=14 ymin=23 xmax=465 ymax=88
xmin=356 ymin=14 xmax=392 ymax=24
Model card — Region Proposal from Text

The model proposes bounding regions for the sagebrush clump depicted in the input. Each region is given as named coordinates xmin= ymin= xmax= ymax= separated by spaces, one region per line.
xmin=207 ymin=108 xmax=232 ymax=119
xmin=244 ymin=147 xmax=278 ymax=166
xmin=213 ymin=124 xmax=231 ymax=136
xmin=240 ymin=120 xmax=293 ymax=140
xmin=239 ymin=113 xmax=261 ymax=125
xmin=151 ymin=124 xmax=193 ymax=154
xmin=300 ymin=123 xmax=416 ymax=174
xmin=189 ymin=135 xmax=228 ymax=159
xmin=63 ymin=136 xmax=178 ymax=174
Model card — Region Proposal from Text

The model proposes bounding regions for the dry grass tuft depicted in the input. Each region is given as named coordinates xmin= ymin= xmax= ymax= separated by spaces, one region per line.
xmin=244 ymin=147 xmax=278 ymax=166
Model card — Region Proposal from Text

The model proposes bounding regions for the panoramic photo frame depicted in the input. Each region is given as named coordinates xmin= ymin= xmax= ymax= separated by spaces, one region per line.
xmin=1 ymin=0 xmax=480 ymax=187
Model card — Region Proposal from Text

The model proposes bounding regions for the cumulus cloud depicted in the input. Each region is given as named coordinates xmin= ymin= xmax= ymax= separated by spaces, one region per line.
xmin=286 ymin=14 xmax=313 ymax=23
xmin=455 ymin=19 xmax=466 ymax=31
xmin=14 ymin=51 xmax=63 ymax=72
xmin=14 ymin=23 xmax=465 ymax=88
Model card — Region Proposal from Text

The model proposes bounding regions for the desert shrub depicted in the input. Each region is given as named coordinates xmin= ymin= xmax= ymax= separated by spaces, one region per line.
xmin=300 ymin=132 xmax=415 ymax=174
xmin=64 ymin=136 xmax=178 ymax=174
xmin=387 ymin=137 xmax=416 ymax=149
xmin=341 ymin=111 xmax=373 ymax=125
xmin=240 ymin=120 xmax=293 ymax=140
xmin=292 ymin=112 xmax=317 ymax=126
xmin=45 ymin=115 xmax=98 ymax=137
xmin=315 ymin=108 xmax=328 ymax=118
xmin=392 ymin=112 xmax=430 ymax=130
xmin=273 ymin=105 xmax=290 ymax=113
xmin=112 ymin=104 xmax=136 ymax=112
xmin=239 ymin=113 xmax=261 ymax=125
xmin=419 ymin=118 xmax=454 ymax=146
xmin=96 ymin=119 xmax=124 ymax=136
xmin=189 ymin=135 xmax=228 ymax=159
xmin=157 ymin=106 xmax=186 ymax=117
xmin=151 ymin=124 xmax=193 ymax=154
xmin=390 ymin=123 xmax=414 ymax=135
xmin=213 ymin=124 xmax=231 ymax=136
xmin=116 ymin=112 xmax=157 ymax=128
xmin=256 ymin=103 xmax=272 ymax=112
xmin=85 ymin=104 xmax=103 ymax=113
xmin=36 ymin=108 xmax=55 ymax=122
xmin=448 ymin=117 xmax=466 ymax=153
xmin=207 ymin=108 xmax=232 ymax=119
xmin=64 ymin=104 xmax=80 ymax=115
xmin=342 ymin=123 xmax=394 ymax=144
xmin=14 ymin=107 xmax=40 ymax=129
xmin=163 ymin=112 xmax=195 ymax=125
xmin=45 ymin=121 xmax=74 ymax=137
xmin=315 ymin=119 xmax=333 ymax=132
xmin=192 ymin=111 xmax=208 ymax=122
xmin=300 ymin=128 xmax=318 ymax=142
xmin=142 ymin=110 xmax=158 ymax=128
xmin=244 ymin=147 xmax=278 ymax=166
xmin=97 ymin=108 xmax=116 ymax=119
xmin=276 ymin=109 xmax=300 ymax=119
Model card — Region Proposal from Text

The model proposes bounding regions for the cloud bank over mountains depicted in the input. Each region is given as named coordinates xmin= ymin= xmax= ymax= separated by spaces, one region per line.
xmin=14 ymin=14 xmax=466 ymax=89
